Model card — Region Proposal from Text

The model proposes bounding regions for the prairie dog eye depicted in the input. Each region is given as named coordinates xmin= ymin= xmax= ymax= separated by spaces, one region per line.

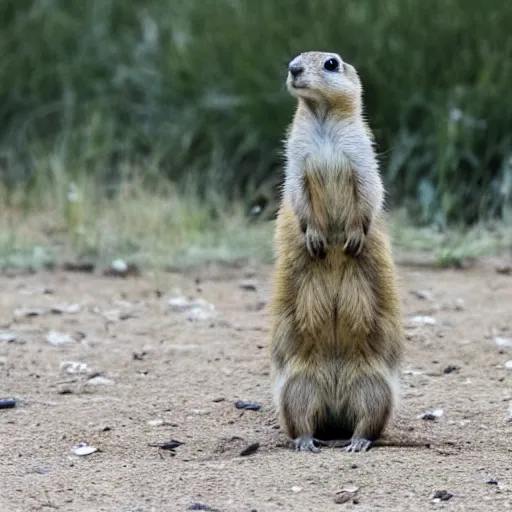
xmin=323 ymin=58 xmax=340 ymax=72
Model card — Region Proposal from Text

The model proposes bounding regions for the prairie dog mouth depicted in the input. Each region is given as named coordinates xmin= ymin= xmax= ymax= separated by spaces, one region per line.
xmin=287 ymin=76 xmax=308 ymax=89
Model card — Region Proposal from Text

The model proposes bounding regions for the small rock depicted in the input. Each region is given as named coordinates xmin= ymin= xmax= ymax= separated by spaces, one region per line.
xmin=212 ymin=397 xmax=225 ymax=403
xmin=239 ymin=279 xmax=258 ymax=291
xmin=443 ymin=365 xmax=459 ymax=374
xmin=168 ymin=296 xmax=193 ymax=311
xmin=334 ymin=486 xmax=359 ymax=504
xmin=46 ymin=330 xmax=75 ymax=346
xmin=239 ymin=442 xmax=260 ymax=457
xmin=0 ymin=331 xmax=17 ymax=343
xmin=112 ymin=259 xmax=128 ymax=273
xmin=188 ymin=504 xmax=219 ymax=512
xmin=149 ymin=440 xmax=184 ymax=451
xmin=495 ymin=264 xmax=511 ymax=275
xmin=403 ymin=369 xmax=424 ymax=376
xmin=87 ymin=376 xmax=114 ymax=386
xmin=408 ymin=315 xmax=437 ymax=326
xmin=432 ymin=490 xmax=453 ymax=502
xmin=454 ymin=298 xmax=465 ymax=311
xmin=51 ymin=304 xmax=81 ymax=314
xmin=486 ymin=479 xmax=499 ymax=486
xmin=504 ymin=361 xmax=512 ymax=370
xmin=148 ymin=419 xmax=165 ymax=427
xmin=62 ymin=262 xmax=95 ymax=273
xmin=418 ymin=409 xmax=444 ymax=420
xmin=189 ymin=409 xmax=210 ymax=416
xmin=30 ymin=466 xmax=51 ymax=475
xmin=495 ymin=337 xmax=512 ymax=348
xmin=60 ymin=361 xmax=89 ymax=375
xmin=133 ymin=351 xmax=146 ymax=361
xmin=103 ymin=259 xmax=139 ymax=277
xmin=246 ymin=301 xmax=266 ymax=312
xmin=168 ymin=297 xmax=217 ymax=321
xmin=0 ymin=399 xmax=16 ymax=409
xmin=291 ymin=486 xmax=302 ymax=493
xmin=186 ymin=306 xmax=216 ymax=321
xmin=410 ymin=289 xmax=434 ymax=301
xmin=14 ymin=307 xmax=47 ymax=318
xmin=234 ymin=401 xmax=262 ymax=411
xmin=72 ymin=443 xmax=98 ymax=456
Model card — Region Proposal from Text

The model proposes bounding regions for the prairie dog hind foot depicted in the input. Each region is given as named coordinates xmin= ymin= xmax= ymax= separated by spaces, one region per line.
xmin=294 ymin=436 xmax=321 ymax=453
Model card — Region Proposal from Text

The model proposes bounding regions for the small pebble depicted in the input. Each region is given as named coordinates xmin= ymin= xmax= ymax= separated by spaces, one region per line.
xmin=410 ymin=289 xmax=434 ymax=300
xmin=239 ymin=279 xmax=258 ymax=291
xmin=46 ymin=330 xmax=75 ymax=346
xmin=239 ymin=442 xmax=260 ymax=457
xmin=432 ymin=490 xmax=453 ymax=502
xmin=409 ymin=315 xmax=437 ymax=326
xmin=73 ymin=443 xmax=98 ymax=456
xmin=87 ymin=376 xmax=114 ymax=386
xmin=0 ymin=399 xmax=16 ymax=409
xmin=418 ymin=409 xmax=444 ymax=420
xmin=14 ymin=308 xmax=47 ymax=318
xmin=235 ymin=401 xmax=262 ymax=411
xmin=132 ymin=351 xmax=146 ymax=361
xmin=443 ymin=365 xmax=459 ymax=374
xmin=334 ymin=486 xmax=359 ymax=504
xmin=495 ymin=337 xmax=512 ymax=348
xmin=149 ymin=440 xmax=184 ymax=450
xmin=0 ymin=331 xmax=17 ymax=343
xmin=168 ymin=296 xmax=192 ymax=310
xmin=111 ymin=259 xmax=127 ymax=273
xmin=188 ymin=504 xmax=219 ymax=512
xmin=495 ymin=264 xmax=511 ymax=275
xmin=51 ymin=303 xmax=81 ymax=314
xmin=189 ymin=409 xmax=209 ymax=416
xmin=291 ymin=486 xmax=302 ymax=493
xmin=60 ymin=361 xmax=89 ymax=375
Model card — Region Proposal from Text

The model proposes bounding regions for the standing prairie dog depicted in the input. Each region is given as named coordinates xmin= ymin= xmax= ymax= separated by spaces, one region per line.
xmin=269 ymin=51 xmax=405 ymax=453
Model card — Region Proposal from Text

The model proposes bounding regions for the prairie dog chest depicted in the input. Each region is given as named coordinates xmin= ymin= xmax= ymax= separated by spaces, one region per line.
xmin=296 ymin=118 xmax=348 ymax=171
xmin=287 ymin=116 xmax=359 ymax=186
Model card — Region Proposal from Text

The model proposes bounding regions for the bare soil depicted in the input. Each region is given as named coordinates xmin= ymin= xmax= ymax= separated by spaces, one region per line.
xmin=1 ymin=260 xmax=511 ymax=512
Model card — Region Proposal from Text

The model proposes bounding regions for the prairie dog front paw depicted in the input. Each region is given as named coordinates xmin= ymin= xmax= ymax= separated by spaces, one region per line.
xmin=305 ymin=226 xmax=327 ymax=260
xmin=343 ymin=224 xmax=366 ymax=257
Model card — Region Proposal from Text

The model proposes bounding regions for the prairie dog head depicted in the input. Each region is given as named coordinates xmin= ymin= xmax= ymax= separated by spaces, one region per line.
xmin=286 ymin=51 xmax=362 ymax=110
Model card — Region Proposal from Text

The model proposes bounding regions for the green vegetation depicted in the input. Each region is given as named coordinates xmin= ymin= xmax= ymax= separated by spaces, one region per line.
xmin=0 ymin=0 xmax=511 ymax=270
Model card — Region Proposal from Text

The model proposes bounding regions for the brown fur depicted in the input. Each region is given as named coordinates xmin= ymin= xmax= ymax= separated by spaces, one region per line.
xmin=269 ymin=52 xmax=405 ymax=453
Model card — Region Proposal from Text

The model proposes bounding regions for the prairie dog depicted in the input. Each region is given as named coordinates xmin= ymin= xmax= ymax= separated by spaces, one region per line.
xmin=269 ymin=51 xmax=404 ymax=453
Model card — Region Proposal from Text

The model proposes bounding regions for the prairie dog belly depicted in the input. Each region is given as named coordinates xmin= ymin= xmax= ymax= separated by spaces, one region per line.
xmin=293 ymin=248 xmax=377 ymax=343
xmin=303 ymin=155 xmax=357 ymax=235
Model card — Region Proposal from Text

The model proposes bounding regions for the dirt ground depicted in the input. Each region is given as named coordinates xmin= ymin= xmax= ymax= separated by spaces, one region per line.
xmin=1 ymin=259 xmax=511 ymax=512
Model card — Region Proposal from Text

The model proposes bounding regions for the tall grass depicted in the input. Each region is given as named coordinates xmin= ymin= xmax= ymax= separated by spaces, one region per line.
xmin=1 ymin=0 xmax=511 ymax=226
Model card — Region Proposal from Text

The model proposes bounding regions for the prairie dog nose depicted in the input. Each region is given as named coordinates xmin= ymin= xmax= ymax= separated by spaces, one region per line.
xmin=288 ymin=64 xmax=304 ymax=78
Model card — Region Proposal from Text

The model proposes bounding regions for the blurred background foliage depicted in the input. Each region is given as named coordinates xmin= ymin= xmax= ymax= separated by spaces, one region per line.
xmin=0 ymin=0 xmax=511 ymax=228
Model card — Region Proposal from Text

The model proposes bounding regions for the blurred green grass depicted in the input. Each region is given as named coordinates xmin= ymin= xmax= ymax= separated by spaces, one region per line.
xmin=0 ymin=0 xmax=511 ymax=270
xmin=0 ymin=161 xmax=510 ymax=273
